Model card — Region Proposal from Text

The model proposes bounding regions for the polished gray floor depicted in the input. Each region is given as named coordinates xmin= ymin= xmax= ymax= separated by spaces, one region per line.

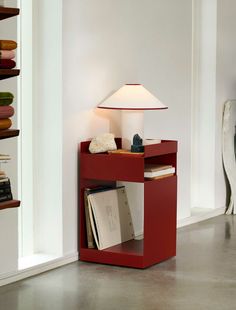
xmin=0 ymin=215 xmax=236 ymax=310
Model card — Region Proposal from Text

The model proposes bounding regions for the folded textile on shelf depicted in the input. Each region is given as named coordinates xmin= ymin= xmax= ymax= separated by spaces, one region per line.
xmin=0 ymin=92 xmax=14 ymax=106
xmin=0 ymin=106 xmax=14 ymax=119
xmin=0 ymin=59 xmax=16 ymax=69
xmin=0 ymin=40 xmax=17 ymax=50
xmin=0 ymin=118 xmax=12 ymax=130
xmin=0 ymin=50 xmax=15 ymax=59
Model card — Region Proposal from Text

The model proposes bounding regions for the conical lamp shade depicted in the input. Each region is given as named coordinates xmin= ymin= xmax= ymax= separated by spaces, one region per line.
xmin=98 ymin=84 xmax=167 ymax=110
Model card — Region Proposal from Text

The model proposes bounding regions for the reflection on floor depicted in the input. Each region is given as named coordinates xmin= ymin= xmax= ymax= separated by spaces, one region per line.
xmin=0 ymin=215 xmax=236 ymax=310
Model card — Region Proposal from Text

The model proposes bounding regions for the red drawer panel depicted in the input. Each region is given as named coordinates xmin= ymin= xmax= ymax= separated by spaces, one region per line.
xmin=81 ymin=153 xmax=144 ymax=182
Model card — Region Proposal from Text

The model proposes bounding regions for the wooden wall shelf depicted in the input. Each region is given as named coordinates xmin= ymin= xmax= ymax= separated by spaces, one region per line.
xmin=0 ymin=129 xmax=20 ymax=140
xmin=0 ymin=7 xmax=21 ymax=211
xmin=0 ymin=200 xmax=20 ymax=211
xmin=0 ymin=7 xmax=19 ymax=20
xmin=0 ymin=69 xmax=20 ymax=80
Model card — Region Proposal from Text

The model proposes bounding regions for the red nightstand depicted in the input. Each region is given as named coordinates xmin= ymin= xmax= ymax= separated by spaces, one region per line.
xmin=79 ymin=138 xmax=177 ymax=268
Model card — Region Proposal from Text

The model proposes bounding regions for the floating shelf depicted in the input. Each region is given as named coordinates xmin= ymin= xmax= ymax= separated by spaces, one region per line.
xmin=0 ymin=7 xmax=19 ymax=20
xmin=0 ymin=7 xmax=21 ymax=213
xmin=0 ymin=200 xmax=20 ymax=211
xmin=0 ymin=129 xmax=20 ymax=140
xmin=0 ymin=69 xmax=20 ymax=80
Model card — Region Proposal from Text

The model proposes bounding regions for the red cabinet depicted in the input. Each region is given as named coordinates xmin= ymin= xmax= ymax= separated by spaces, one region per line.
xmin=79 ymin=138 xmax=177 ymax=268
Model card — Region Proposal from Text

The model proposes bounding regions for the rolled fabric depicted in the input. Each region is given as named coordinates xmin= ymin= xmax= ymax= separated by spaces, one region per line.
xmin=0 ymin=40 xmax=17 ymax=50
xmin=0 ymin=59 xmax=16 ymax=69
xmin=0 ymin=118 xmax=12 ymax=130
xmin=0 ymin=106 xmax=14 ymax=119
xmin=0 ymin=92 xmax=14 ymax=106
xmin=0 ymin=50 xmax=15 ymax=60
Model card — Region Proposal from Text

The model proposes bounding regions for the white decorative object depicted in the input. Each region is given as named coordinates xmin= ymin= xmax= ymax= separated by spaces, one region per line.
xmin=222 ymin=100 xmax=236 ymax=214
xmin=143 ymin=139 xmax=161 ymax=145
xmin=89 ymin=133 xmax=117 ymax=154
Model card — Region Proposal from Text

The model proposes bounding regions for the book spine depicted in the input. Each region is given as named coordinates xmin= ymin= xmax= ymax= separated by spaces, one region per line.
xmin=0 ymin=193 xmax=13 ymax=202
xmin=0 ymin=180 xmax=10 ymax=187
xmin=0 ymin=187 xmax=11 ymax=195
xmin=144 ymin=167 xmax=175 ymax=178
xmin=84 ymin=190 xmax=96 ymax=249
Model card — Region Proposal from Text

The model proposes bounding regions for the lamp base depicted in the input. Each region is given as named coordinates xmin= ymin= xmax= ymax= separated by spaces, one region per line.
xmin=121 ymin=110 xmax=144 ymax=150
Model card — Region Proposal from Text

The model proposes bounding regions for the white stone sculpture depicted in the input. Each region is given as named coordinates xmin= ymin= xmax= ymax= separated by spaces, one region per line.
xmin=89 ymin=133 xmax=117 ymax=154
xmin=222 ymin=100 xmax=236 ymax=214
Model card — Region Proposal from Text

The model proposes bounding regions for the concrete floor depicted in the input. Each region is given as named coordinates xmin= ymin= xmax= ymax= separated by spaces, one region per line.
xmin=0 ymin=215 xmax=236 ymax=310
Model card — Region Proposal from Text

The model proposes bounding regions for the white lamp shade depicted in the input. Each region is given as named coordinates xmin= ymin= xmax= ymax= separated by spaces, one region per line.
xmin=98 ymin=84 xmax=167 ymax=110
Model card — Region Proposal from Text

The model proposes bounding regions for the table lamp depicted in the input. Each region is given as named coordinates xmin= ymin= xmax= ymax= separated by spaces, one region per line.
xmin=98 ymin=84 xmax=167 ymax=149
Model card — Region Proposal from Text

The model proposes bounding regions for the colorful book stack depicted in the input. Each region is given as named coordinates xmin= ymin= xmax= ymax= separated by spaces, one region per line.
xmin=0 ymin=40 xmax=17 ymax=69
xmin=0 ymin=171 xmax=13 ymax=203
xmin=0 ymin=92 xmax=14 ymax=130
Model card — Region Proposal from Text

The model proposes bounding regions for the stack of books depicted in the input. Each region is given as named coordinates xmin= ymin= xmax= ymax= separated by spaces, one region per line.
xmin=0 ymin=171 xmax=13 ymax=203
xmin=0 ymin=153 xmax=11 ymax=161
xmin=84 ymin=186 xmax=134 ymax=250
xmin=144 ymin=164 xmax=175 ymax=179
xmin=0 ymin=92 xmax=15 ymax=130
xmin=0 ymin=40 xmax=17 ymax=69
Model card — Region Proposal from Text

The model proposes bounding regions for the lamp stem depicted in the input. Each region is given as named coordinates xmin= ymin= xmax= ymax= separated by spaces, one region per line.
xmin=121 ymin=110 xmax=144 ymax=150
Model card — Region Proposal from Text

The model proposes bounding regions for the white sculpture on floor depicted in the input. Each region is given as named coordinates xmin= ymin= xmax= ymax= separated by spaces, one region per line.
xmin=222 ymin=100 xmax=236 ymax=214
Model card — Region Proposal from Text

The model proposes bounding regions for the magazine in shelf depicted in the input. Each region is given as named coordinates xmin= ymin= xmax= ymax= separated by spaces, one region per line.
xmin=87 ymin=186 xmax=134 ymax=250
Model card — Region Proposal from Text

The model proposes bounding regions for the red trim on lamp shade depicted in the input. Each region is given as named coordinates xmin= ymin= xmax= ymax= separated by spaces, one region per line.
xmin=125 ymin=84 xmax=142 ymax=86
xmin=97 ymin=106 xmax=168 ymax=110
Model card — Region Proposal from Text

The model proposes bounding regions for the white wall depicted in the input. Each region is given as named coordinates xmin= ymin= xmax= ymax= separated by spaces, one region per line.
xmin=215 ymin=0 xmax=236 ymax=208
xmin=191 ymin=0 xmax=217 ymax=210
xmin=144 ymin=1 xmax=192 ymax=219
xmin=62 ymin=0 xmax=192 ymax=254
xmin=33 ymin=0 xmax=63 ymax=256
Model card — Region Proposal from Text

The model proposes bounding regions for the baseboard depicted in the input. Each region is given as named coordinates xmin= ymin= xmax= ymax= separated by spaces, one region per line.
xmin=0 ymin=252 xmax=79 ymax=287
xmin=177 ymin=207 xmax=225 ymax=228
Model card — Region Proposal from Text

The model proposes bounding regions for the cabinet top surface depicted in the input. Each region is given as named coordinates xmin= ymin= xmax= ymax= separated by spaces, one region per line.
xmin=81 ymin=138 xmax=177 ymax=158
